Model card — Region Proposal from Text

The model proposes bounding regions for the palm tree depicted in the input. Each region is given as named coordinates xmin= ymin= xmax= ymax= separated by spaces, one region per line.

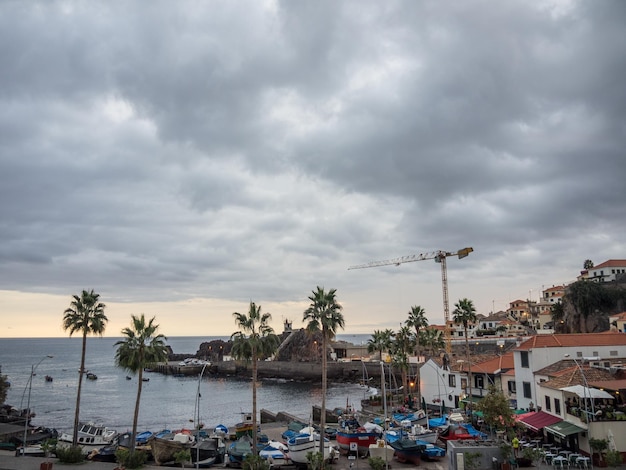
xmin=453 ymin=298 xmax=477 ymax=412
xmin=391 ymin=326 xmax=415 ymax=405
xmin=303 ymin=287 xmax=344 ymax=456
xmin=114 ymin=314 xmax=168 ymax=454
xmin=62 ymin=289 xmax=107 ymax=446
xmin=367 ymin=329 xmax=395 ymax=361
xmin=420 ymin=328 xmax=445 ymax=357
xmin=405 ymin=305 xmax=429 ymax=406
xmin=231 ymin=302 xmax=280 ymax=448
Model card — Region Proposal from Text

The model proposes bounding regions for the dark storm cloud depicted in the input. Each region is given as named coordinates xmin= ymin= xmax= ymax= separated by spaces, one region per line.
xmin=0 ymin=0 xmax=625 ymax=328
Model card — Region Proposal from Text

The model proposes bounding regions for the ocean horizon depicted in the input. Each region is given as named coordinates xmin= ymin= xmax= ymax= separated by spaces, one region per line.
xmin=0 ymin=335 xmax=374 ymax=434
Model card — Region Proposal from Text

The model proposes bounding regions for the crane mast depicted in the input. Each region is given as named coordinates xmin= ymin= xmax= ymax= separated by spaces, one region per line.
xmin=349 ymin=247 xmax=473 ymax=354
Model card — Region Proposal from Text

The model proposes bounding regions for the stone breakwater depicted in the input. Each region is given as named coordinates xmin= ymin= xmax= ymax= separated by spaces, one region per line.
xmin=153 ymin=359 xmax=385 ymax=383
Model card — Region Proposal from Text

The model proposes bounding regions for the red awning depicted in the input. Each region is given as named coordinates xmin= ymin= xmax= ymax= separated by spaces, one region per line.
xmin=518 ymin=411 xmax=562 ymax=431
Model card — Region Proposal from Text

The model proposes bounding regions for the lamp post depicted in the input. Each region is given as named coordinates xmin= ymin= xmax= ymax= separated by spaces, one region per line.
xmin=565 ymin=354 xmax=594 ymax=469
xmin=195 ymin=362 xmax=209 ymax=469
xmin=21 ymin=355 xmax=53 ymax=456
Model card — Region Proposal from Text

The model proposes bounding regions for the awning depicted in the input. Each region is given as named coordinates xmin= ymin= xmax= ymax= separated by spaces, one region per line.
xmin=460 ymin=396 xmax=483 ymax=404
xmin=561 ymin=385 xmax=614 ymax=400
xmin=545 ymin=421 xmax=586 ymax=439
xmin=518 ymin=411 xmax=562 ymax=432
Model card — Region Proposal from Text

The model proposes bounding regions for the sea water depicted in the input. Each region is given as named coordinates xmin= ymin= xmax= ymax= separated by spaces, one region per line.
xmin=0 ymin=336 xmax=373 ymax=434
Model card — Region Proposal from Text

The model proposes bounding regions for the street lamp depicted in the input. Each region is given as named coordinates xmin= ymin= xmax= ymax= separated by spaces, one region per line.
xmin=195 ymin=362 xmax=209 ymax=469
xmin=21 ymin=355 xmax=53 ymax=456
xmin=565 ymin=354 xmax=594 ymax=468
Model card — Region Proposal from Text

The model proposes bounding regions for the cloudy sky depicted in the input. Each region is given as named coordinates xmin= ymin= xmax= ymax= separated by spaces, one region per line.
xmin=1 ymin=0 xmax=625 ymax=339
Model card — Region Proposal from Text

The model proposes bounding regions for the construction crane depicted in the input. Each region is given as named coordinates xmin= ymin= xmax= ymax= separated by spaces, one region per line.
xmin=348 ymin=247 xmax=473 ymax=354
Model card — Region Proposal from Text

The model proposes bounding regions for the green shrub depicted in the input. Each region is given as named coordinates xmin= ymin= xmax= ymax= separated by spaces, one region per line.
xmin=55 ymin=445 xmax=85 ymax=463
xmin=305 ymin=451 xmax=324 ymax=470
xmin=464 ymin=451 xmax=483 ymax=470
xmin=173 ymin=449 xmax=191 ymax=468
xmin=605 ymin=450 xmax=623 ymax=467
xmin=115 ymin=448 xmax=148 ymax=469
xmin=368 ymin=456 xmax=386 ymax=470
xmin=243 ymin=454 xmax=270 ymax=470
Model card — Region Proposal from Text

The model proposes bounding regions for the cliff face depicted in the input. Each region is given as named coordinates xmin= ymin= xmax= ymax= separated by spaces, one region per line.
xmin=559 ymin=280 xmax=626 ymax=333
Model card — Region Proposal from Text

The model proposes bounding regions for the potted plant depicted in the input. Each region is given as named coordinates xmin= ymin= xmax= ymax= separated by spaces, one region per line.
xmin=518 ymin=447 xmax=542 ymax=467
xmin=590 ymin=437 xmax=609 ymax=467
xmin=499 ymin=442 xmax=513 ymax=470
xmin=40 ymin=439 xmax=54 ymax=470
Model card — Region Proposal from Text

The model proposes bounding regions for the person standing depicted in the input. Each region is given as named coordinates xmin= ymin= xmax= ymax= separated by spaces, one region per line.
xmin=512 ymin=436 xmax=520 ymax=457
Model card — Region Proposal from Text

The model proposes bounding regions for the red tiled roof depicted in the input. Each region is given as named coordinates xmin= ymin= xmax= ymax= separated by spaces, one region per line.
xmin=544 ymin=286 xmax=565 ymax=292
xmin=609 ymin=312 xmax=626 ymax=321
xmin=516 ymin=333 xmax=626 ymax=350
xmin=472 ymin=352 xmax=515 ymax=374
xmin=518 ymin=411 xmax=562 ymax=431
xmin=593 ymin=260 xmax=626 ymax=269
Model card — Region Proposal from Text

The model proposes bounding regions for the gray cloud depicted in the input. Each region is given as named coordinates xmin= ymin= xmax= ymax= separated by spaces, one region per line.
xmin=1 ymin=0 xmax=625 ymax=334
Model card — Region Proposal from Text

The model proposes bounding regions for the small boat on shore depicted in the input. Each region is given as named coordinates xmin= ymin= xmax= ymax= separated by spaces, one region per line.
xmin=150 ymin=430 xmax=194 ymax=466
xmin=227 ymin=434 xmax=253 ymax=467
xmin=56 ymin=422 xmax=118 ymax=455
xmin=259 ymin=440 xmax=290 ymax=467
xmin=287 ymin=427 xmax=336 ymax=466
xmin=335 ymin=416 xmax=381 ymax=457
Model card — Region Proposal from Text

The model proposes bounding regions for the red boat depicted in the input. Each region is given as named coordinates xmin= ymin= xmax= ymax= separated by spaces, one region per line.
xmin=335 ymin=417 xmax=381 ymax=457
xmin=438 ymin=423 xmax=480 ymax=441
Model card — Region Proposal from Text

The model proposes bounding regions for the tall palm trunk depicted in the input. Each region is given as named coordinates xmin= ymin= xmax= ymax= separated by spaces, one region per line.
xmin=73 ymin=333 xmax=87 ymax=445
xmin=319 ymin=331 xmax=327 ymax=456
xmin=252 ymin=344 xmax=258 ymax=449
xmin=131 ymin=355 xmax=144 ymax=455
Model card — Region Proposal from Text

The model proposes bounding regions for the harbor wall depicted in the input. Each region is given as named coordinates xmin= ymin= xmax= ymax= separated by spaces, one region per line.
xmin=153 ymin=360 xmax=386 ymax=383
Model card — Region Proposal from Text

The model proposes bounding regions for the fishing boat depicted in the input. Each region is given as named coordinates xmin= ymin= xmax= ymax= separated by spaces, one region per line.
xmin=191 ymin=434 xmax=226 ymax=468
xmin=335 ymin=416 xmax=381 ymax=457
xmin=387 ymin=437 xmax=425 ymax=465
xmin=415 ymin=439 xmax=445 ymax=460
xmin=135 ymin=431 xmax=153 ymax=445
xmin=56 ymin=422 xmax=118 ymax=455
xmin=227 ymin=434 xmax=253 ymax=467
xmin=234 ymin=412 xmax=255 ymax=438
xmin=259 ymin=440 xmax=291 ymax=467
xmin=150 ymin=430 xmax=194 ymax=465
xmin=396 ymin=420 xmax=438 ymax=444
xmin=287 ymin=427 xmax=336 ymax=466
xmin=86 ymin=372 xmax=97 ymax=380
xmin=391 ymin=409 xmax=427 ymax=427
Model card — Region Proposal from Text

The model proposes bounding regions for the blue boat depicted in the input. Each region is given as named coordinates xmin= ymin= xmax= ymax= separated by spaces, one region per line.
xmin=135 ymin=431 xmax=153 ymax=445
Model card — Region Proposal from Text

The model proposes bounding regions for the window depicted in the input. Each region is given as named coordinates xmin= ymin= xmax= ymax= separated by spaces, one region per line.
xmin=523 ymin=382 xmax=532 ymax=399
xmin=461 ymin=378 xmax=468 ymax=390
xmin=475 ymin=376 xmax=485 ymax=389
xmin=577 ymin=352 xmax=583 ymax=358
xmin=449 ymin=374 xmax=456 ymax=387
xmin=611 ymin=350 xmax=618 ymax=356
xmin=508 ymin=381 xmax=516 ymax=393
xmin=555 ymin=398 xmax=561 ymax=415
xmin=458 ymin=332 xmax=463 ymax=337
xmin=521 ymin=351 xmax=529 ymax=368
xmin=545 ymin=396 xmax=551 ymax=411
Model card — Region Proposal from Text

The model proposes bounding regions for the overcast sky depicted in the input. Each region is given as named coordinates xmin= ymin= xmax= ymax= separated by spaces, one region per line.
xmin=1 ymin=0 xmax=625 ymax=339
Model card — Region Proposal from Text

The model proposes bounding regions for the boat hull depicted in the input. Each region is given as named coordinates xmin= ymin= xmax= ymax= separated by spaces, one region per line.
xmin=336 ymin=431 xmax=379 ymax=456
xmin=287 ymin=433 xmax=334 ymax=464
xmin=389 ymin=438 xmax=424 ymax=465
xmin=150 ymin=433 xmax=194 ymax=466
xmin=56 ymin=422 xmax=118 ymax=455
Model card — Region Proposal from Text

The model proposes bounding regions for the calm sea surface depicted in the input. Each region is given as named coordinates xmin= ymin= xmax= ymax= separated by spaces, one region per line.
xmin=0 ymin=335 xmax=373 ymax=434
